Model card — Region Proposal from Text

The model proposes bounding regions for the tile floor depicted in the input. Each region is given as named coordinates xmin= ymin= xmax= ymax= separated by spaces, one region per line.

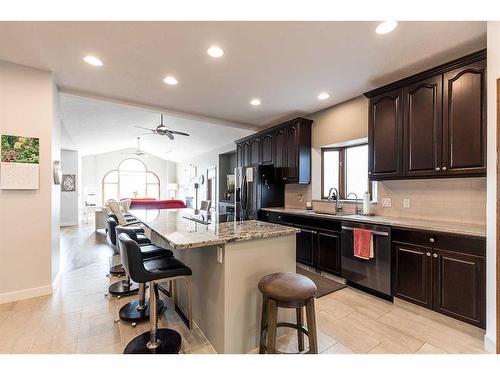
xmin=0 ymin=221 xmax=487 ymax=354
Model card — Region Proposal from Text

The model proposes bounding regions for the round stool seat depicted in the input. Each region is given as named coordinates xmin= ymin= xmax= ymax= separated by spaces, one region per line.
xmin=258 ymin=272 xmax=317 ymax=302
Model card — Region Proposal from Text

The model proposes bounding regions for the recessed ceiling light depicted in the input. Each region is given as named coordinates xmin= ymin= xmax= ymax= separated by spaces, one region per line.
xmin=207 ymin=46 xmax=224 ymax=58
xmin=250 ymin=98 xmax=261 ymax=106
xmin=83 ymin=55 xmax=103 ymax=66
xmin=375 ymin=21 xmax=398 ymax=35
xmin=318 ymin=92 xmax=330 ymax=100
xmin=163 ymin=76 xmax=178 ymax=85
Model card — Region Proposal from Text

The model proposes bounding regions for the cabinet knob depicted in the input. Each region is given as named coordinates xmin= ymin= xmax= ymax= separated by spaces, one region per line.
xmin=442 ymin=167 xmax=447 ymax=171
xmin=432 ymin=253 xmax=438 ymax=258
xmin=368 ymin=171 xmax=372 ymax=175
xmin=435 ymin=167 xmax=441 ymax=171
xmin=429 ymin=237 xmax=435 ymax=243
xmin=426 ymin=252 xmax=431 ymax=257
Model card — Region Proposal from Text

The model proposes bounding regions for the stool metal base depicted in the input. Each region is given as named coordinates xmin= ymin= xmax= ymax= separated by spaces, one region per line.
xmin=109 ymin=264 xmax=125 ymax=276
xmin=123 ymin=329 xmax=182 ymax=354
xmin=119 ymin=299 xmax=165 ymax=322
xmin=109 ymin=280 xmax=139 ymax=296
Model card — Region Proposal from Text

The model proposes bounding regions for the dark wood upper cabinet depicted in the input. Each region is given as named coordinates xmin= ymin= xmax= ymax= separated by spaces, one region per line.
xmin=365 ymin=49 xmax=486 ymax=180
xmin=249 ymin=138 xmax=260 ymax=166
xmin=368 ymin=88 xmax=403 ymax=179
xmin=236 ymin=143 xmax=243 ymax=168
xmin=432 ymin=248 xmax=485 ymax=328
xmin=442 ymin=60 xmax=487 ymax=175
xmin=403 ymin=75 xmax=442 ymax=177
xmin=393 ymin=242 xmax=432 ymax=309
xmin=236 ymin=117 xmax=311 ymax=184
xmin=284 ymin=125 xmax=298 ymax=181
xmin=261 ymin=133 xmax=273 ymax=164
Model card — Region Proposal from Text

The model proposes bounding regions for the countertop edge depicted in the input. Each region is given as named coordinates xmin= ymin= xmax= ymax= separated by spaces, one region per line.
xmin=260 ymin=207 xmax=486 ymax=238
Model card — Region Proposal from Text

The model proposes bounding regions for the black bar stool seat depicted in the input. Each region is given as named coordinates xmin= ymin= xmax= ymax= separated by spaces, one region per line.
xmin=118 ymin=233 xmax=192 ymax=354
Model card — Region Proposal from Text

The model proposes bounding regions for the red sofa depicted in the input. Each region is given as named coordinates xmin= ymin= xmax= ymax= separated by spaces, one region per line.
xmin=129 ymin=199 xmax=186 ymax=209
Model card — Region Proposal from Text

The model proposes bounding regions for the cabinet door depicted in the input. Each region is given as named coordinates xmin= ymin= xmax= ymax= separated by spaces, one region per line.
xmin=442 ymin=60 xmax=486 ymax=176
xmin=393 ymin=242 xmax=432 ymax=309
xmin=296 ymin=227 xmax=315 ymax=266
xmin=368 ymin=89 xmax=403 ymax=179
xmin=236 ymin=143 xmax=243 ymax=168
xmin=403 ymin=76 xmax=442 ymax=177
xmin=274 ymin=128 xmax=286 ymax=180
xmin=316 ymin=231 xmax=341 ymax=275
xmin=261 ymin=134 xmax=273 ymax=165
xmin=242 ymin=141 xmax=250 ymax=167
xmin=284 ymin=125 xmax=298 ymax=181
xmin=249 ymin=138 xmax=260 ymax=166
xmin=432 ymin=248 xmax=485 ymax=328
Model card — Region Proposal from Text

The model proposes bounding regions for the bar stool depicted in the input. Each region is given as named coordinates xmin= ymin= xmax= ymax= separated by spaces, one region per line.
xmin=258 ymin=272 xmax=318 ymax=354
xmin=115 ymin=225 xmax=174 ymax=326
xmin=118 ymin=233 xmax=193 ymax=354
xmin=106 ymin=216 xmax=146 ymax=296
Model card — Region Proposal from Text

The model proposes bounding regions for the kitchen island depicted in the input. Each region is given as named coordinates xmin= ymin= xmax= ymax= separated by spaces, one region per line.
xmin=130 ymin=208 xmax=298 ymax=354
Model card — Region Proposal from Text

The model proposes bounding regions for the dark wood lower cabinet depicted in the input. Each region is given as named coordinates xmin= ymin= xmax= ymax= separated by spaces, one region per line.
xmin=392 ymin=229 xmax=486 ymax=328
xmin=393 ymin=242 xmax=432 ymax=309
xmin=316 ymin=231 xmax=341 ymax=276
xmin=433 ymin=248 xmax=485 ymax=328
xmin=295 ymin=226 xmax=315 ymax=266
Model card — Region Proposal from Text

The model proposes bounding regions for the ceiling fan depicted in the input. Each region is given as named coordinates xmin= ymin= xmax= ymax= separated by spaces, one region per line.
xmin=122 ymin=137 xmax=149 ymax=157
xmin=135 ymin=114 xmax=190 ymax=140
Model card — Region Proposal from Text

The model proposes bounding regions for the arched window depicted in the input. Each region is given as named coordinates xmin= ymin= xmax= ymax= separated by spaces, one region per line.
xmin=102 ymin=158 xmax=160 ymax=204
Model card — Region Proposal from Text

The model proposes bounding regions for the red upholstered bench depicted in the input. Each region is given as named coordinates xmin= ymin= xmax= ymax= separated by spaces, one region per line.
xmin=130 ymin=199 xmax=186 ymax=209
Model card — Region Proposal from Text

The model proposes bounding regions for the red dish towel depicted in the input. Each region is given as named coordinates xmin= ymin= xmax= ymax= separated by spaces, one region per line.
xmin=353 ymin=228 xmax=374 ymax=260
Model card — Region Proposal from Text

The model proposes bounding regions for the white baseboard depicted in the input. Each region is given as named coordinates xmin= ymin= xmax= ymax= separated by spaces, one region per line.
xmin=0 ymin=284 xmax=53 ymax=305
xmin=52 ymin=271 xmax=62 ymax=290
xmin=484 ymin=333 xmax=497 ymax=353
xmin=60 ymin=221 xmax=78 ymax=227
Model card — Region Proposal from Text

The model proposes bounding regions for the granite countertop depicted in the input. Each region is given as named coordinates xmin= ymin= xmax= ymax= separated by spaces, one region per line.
xmin=261 ymin=207 xmax=486 ymax=238
xmin=130 ymin=208 xmax=298 ymax=250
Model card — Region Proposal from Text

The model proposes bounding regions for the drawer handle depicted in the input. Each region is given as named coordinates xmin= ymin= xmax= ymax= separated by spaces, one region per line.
xmin=429 ymin=237 xmax=435 ymax=243
xmin=426 ymin=252 xmax=431 ymax=257
xmin=442 ymin=167 xmax=447 ymax=171
xmin=435 ymin=167 xmax=441 ymax=171
xmin=432 ymin=253 xmax=438 ymax=258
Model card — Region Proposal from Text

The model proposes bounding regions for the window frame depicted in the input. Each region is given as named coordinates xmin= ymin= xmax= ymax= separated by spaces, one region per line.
xmin=102 ymin=158 xmax=161 ymax=204
xmin=321 ymin=143 xmax=371 ymax=200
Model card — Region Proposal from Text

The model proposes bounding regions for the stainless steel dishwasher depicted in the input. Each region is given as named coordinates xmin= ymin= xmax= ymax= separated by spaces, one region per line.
xmin=341 ymin=221 xmax=392 ymax=299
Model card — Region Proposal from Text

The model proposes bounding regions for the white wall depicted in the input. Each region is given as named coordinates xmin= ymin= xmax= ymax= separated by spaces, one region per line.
xmin=485 ymin=21 xmax=499 ymax=353
xmin=176 ymin=143 xmax=236 ymax=209
xmin=60 ymin=149 xmax=79 ymax=226
xmin=80 ymin=149 xmax=176 ymax=207
xmin=0 ymin=60 xmax=60 ymax=303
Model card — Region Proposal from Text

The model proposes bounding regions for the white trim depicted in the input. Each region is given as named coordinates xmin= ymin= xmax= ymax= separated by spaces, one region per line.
xmin=60 ymin=221 xmax=79 ymax=227
xmin=0 ymin=284 xmax=53 ymax=305
xmin=484 ymin=333 xmax=496 ymax=354
xmin=52 ymin=271 xmax=62 ymax=291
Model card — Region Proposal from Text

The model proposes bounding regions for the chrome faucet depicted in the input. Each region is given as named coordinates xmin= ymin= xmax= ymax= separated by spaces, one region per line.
xmin=346 ymin=192 xmax=362 ymax=215
xmin=327 ymin=187 xmax=342 ymax=213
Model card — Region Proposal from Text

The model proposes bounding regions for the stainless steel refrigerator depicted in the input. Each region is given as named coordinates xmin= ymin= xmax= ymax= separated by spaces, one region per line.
xmin=235 ymin=164 xmax=284 ymax=221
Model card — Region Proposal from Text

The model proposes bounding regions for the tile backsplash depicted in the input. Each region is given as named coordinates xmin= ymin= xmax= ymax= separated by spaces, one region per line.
xmin=284 ymin=177 xmax=486 ymax=225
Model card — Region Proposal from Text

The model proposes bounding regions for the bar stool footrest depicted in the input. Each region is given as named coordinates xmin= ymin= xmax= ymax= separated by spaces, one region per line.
xmin=119 ymin=299 xmax=164 ymax=322
xmin=260 ymin=321 xmax=311 ymax=354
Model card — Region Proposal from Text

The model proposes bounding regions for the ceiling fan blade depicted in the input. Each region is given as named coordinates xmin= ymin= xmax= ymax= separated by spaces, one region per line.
xmin=134 ymin=125 xmax=156 ymax=132
xmin=165 ymin=131 xmax=174 ymax=140
xmin=168 ymin=130 xmax=190 ymax=136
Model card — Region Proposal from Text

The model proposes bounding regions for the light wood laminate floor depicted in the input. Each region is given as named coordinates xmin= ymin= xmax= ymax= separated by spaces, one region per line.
xmin=0 ymin=221 xmax=487 ymax=354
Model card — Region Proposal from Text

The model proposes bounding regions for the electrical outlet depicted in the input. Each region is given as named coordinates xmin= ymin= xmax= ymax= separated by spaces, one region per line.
xmin=382 ymin=198 xmax=392 ymax=208
xmin=403 ymin=198 xmax=410 ymax=209
xmin=298 ymin=194 xmax=303 ymax=202
xmin=217 ymin=246 xmax=223 ymax=264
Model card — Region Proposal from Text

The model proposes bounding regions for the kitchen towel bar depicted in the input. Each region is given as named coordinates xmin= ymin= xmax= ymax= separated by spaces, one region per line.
xmin=341 ymin=226 xmax=389 ymax=237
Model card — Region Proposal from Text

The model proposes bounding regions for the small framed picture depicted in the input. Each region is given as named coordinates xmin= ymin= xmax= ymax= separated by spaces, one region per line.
xmin=62 ymin=174 xmax=76 ymax=192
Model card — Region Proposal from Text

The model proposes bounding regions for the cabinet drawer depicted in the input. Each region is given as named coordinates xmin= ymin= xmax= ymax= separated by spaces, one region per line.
xmin=392 ymin=228 xmax=485 ymax=257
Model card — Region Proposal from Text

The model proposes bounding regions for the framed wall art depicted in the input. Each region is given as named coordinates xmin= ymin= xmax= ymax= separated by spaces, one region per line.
xmin=0 ymin=134 xmax=40 ymax=190
xmin=62 ymin=174 xmax=76 ymax=192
